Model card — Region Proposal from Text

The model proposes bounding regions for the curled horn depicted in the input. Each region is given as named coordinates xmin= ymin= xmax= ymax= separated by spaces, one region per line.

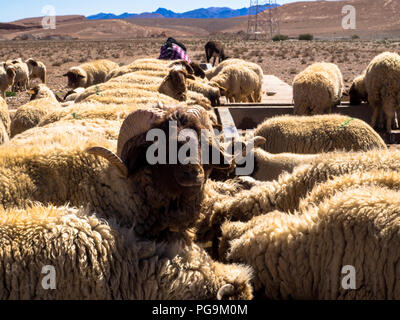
xmin=117 ymin=108 xmax=166 ymax=159
xmin=217 ymin=284 xmax=235 ymax=300
xmin=86 ymin=146 xmax=128 ymax=177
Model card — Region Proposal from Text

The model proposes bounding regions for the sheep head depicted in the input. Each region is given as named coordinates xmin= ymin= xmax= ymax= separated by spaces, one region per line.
xmin=63 ymin=68 xmax=86 ymax=89
xmin=87 ymin=105 xmax=232 ymax=240
xmin=159 ymin=66 xmax=195 ymax=101
xmin=5 ymin=66 xmax=16 ymax=86
xmin=28 ymin=84 xmax=57 ymax=101
xmin=349 ymin=76 xmax=367 ymax=105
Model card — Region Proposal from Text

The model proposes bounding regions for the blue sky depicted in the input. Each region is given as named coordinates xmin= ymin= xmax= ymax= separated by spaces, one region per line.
xmin=1 ymin=0 xmax=325 ymax=22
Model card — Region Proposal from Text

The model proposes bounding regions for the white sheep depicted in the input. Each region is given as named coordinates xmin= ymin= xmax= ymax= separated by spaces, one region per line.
xmin=253 ymin=114 xmax=387 ymax=154
xmin=10 ymin=84 xmax=61 ymax=137
xmin=363 ymin=51 xmax=400 ymax=133
xmin=63 ymin=59 xmax=119 ymax=89
xmin=205 ymin=58 xmax=263 ymax=102
xmin=210 ymin=65 xmax=260 ymax=103
xmin=25 ymin=58 xmax=47 ymax=84
xmin=195 ymin=149 xmax=400 ymax=247
xmin=221 ymin=183 xmax=400 ymax=299
xmin=0 ymin=96 xmax=10 ymax=144
xmin=0 ymin=204 xmax=253 ymax=300
xmin=293 ymin=62 xmax=343 ymax=115
xmin=5 ymin=58 xmax=29 ymax=92
xmin=0 ymin=63 xmax=15 ymax=99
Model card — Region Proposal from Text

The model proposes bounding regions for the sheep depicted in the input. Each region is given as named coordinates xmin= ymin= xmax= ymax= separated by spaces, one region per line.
xmin=25 ymin=58 xmax=47 ymax=84
xmin=105 ymin=58 xmax=170 ymax=81
xmin=64 ymin=87 xmax=85 ymax=102
xmin=293 ymin=62 xmax=344 ymax=115
xmin=11 ymin=118 xmax=122 ymax=145
xmin=363 ymin=52 xmax=400 ymax=133
xmin=186 ymin=78 xmax=222 ymax=107
xmin=0 ymin=63 xmax=16 ymax=99
xmin=10 ymin=84 xmax=61 ymax=137
xmin=0 ymin=203 xmax=253 ymax=300
xmin=349 ymin=73 xmax=367 ymax=105
xmin=195 ymin=149 xmax=400 ymax=249
xmin=210 ymin=65 xmax=260 ymax=103
xmin=0 ymin=105 xmax=253 ymax=299
xmin=253 ymin=114 xmax=387 ymax=154
xmin=220 ymin=185 xmax=400 ymax=299
xmin=75 ymin=69 xmax=212 ymax=111
xmin=218 ymin=169 xmax=400 ymax=256
xmin=0 ymin=105 xmax=231 ymax=233
xmin=63 ymin=59 xmax=119 ymax=89
xmin=205 ymin=59 xmax=264 ymax=102
xmin=205 ymin=41 xmax=229 ymax=67
xmin=239 ymin=141 xmax=320 ymax=182
xmin=5 ymin=58 xmax=29 ymax=92
xmin=0 ymin=97 xmax=10 ymax=143
xmin=158 ymin=65 xmax=196 ymax=102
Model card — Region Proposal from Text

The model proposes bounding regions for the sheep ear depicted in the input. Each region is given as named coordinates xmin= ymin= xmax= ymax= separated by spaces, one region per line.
xmin=27 ymin=89 xmax=36 ymax=95
xmin=253 ymin=136 xmax=266 ymax=148
xmin=62 ymin=73 xmax=69 ymax=77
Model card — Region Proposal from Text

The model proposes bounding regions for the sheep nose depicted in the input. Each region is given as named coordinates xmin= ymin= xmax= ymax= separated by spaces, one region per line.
xmin=175 ymin=165 xmax=205 ymax=187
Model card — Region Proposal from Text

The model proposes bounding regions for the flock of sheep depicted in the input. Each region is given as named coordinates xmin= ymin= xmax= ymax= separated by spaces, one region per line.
xmin=0 ymin=44 xmax=399 ymax=300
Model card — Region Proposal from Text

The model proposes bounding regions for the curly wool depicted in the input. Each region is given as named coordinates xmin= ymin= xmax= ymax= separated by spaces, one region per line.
xmin=210 ymin=65 xmax=260 ymax=103
xmin=10 ymin=84 xmax=60 ymax=137
xmin=253 ymin=114 xmax=386 ymax=154
xmin=221 ymin=185 xmax=400 ymax=299
xmin=0 ymin=204 xmax=253 ymax=300
xmin=364 ymin=51 xmax=400 ymax=133
xmin=293 ymin=62 xmax=343 ymax=115
xmin=205 ymin=59 xmax=263 ymax=102
xmin=0 ymin=97 xmax=10 ymax=142
xmin=196 ymin=149 xmax=400 ymax=244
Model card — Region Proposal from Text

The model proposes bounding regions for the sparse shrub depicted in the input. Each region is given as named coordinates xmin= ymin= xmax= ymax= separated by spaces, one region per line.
xmin=299 ymin=34 xmax=314 ymax=41
xmin=272 ymin=34 xmax=289 ymax=42
xmin=52 ymin=61 xmax=62 ymax=67
xmin=351 ymin=34 xmax=360 ymax=40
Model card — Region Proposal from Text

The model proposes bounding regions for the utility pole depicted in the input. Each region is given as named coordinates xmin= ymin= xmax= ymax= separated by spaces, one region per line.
xmin=247 ymin=0 xmax=280 ymax=40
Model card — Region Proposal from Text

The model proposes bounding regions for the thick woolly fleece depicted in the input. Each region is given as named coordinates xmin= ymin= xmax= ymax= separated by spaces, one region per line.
xmin=195 ymin=149 xmax=400 ymax=244
xmin=66 ymin=59 xmax=119 ymax=88
xmin=210 ymin=65 xmax=260 ymax=103
xmin=293 ymin=62 xmax=343 ymax=115
xmin=205 ymin=59 xmax=263 ymax=102
xmin=254 ymin=114 xmax=386 ymax=154
xmin=0 ymin=204 xmax=253 ymax=300
xmin=221 ymin=185 xmax=400 ymax=299
xmin=0 ymin=97 xmax=10 ymax=143
xmin=364 ymin=51 xmax=400 ymax=132
xmin=10 ymin=84 xmax=60 ymax=137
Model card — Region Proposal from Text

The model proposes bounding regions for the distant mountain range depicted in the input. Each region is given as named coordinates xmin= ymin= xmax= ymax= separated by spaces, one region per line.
xmin=87 ymin=5 xmax=279 ymax=20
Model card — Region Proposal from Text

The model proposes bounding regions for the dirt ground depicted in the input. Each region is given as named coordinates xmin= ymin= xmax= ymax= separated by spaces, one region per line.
xmin=1 ymin=38 xmax=400 ymax=110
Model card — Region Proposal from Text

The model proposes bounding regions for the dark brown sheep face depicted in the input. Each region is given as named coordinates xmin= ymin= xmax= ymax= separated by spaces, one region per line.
xmin=63 ymin=71 xmax=85 ymax=89
xmin=123 ymin=108 xmax=230 ymax=237
xmin=349 ymin=83 xmax=362 ymax=105
xmin=28 ymin=86 xmax=40 ymax=101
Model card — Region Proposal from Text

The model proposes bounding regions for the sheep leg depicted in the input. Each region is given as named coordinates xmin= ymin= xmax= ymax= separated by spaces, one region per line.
xmin=383 ymin=101 xmax=395 ymax=134
xmin=371 ymin=107 xmax=380 ymax=130
xmin=394 ymin=111 xmax=399 ymax=129
xmin=212 ymin=56 xmax=216 ymax=67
